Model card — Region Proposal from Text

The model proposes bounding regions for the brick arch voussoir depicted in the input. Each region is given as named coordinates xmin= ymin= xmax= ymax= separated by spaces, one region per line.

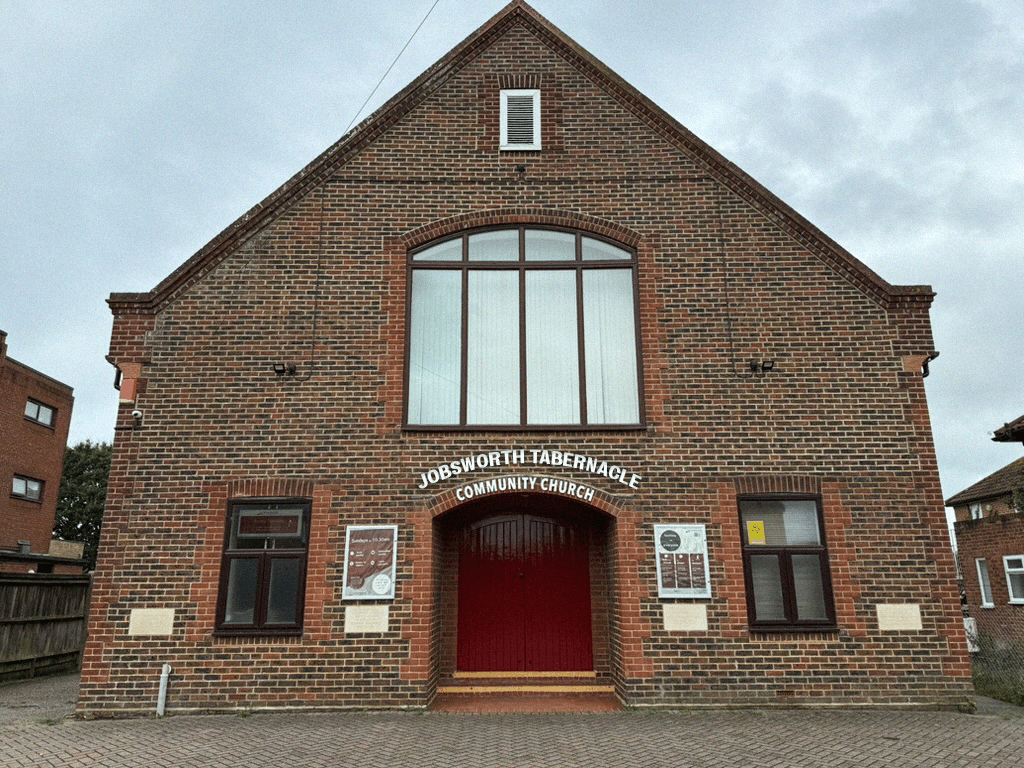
xmin=400 ymin=208 xmax=643 ymax=251
xmin=425 ymin=474 xmax=625 ymax=521
xmin=225 ymin=478 xmax=317 ymax=499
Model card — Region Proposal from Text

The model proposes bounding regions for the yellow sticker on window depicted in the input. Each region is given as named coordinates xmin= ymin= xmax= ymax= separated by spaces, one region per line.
xmin=747 ymin=520 xmax=766 ymax=545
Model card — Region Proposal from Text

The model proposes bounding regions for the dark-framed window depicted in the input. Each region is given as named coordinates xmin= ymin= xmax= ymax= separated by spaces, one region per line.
xmin=25 ymin=399 xmax=56 ymax=427
xmin=405 ymin=226 xmax=643 ymax=430
xmin=215 ymin=499 xmax=311 ymax=635
xmin=12 ymin=474 xmax=43 ymax=502
xmin=738 ymin=497 xmax=836 ymax=631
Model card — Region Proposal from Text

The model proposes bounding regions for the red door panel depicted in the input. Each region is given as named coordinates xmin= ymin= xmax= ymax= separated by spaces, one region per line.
xmin=457 ymin=515 xmax=525 ymax=671
xmin=524 ymin=516 xmax=593 ymax=671
xmin=457 ymin=505 xmax=593 ymax=672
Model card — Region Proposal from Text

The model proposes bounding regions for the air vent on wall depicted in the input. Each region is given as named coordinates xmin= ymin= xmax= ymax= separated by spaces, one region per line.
xmin=500 ymin=89 xmax=541 ymax=150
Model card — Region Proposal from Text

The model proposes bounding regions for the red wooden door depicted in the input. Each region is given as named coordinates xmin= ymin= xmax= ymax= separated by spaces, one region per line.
xmin=457 ymin=509 xmax=593 ymax=672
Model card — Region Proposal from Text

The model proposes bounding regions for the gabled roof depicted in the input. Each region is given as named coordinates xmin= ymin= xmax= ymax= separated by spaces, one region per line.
xmin=945 ymin=456 xmax=1024 ymax=507
xmin=108 ymin=0 xmax=932 ymax=316
xmin=994 ymin=414 xmax=1024 ymax=444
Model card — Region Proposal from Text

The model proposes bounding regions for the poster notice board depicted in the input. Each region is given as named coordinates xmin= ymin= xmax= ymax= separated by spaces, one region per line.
xmin=654 ymin=524 xmax=711 ymax=599
xmin=342 ymin=525 xmax=398 ymax=600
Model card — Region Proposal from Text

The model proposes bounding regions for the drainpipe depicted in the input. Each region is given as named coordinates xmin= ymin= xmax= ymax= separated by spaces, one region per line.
xmin=156 ymin=663 xmax=172 ymax=717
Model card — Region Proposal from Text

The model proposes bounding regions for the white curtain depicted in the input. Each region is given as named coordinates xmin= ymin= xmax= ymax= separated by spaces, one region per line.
xmin=583 ymin=268 xmax=639 ymax=424
xmin=750 ymin=554 xmax=785 ymax=621
xmin=525 ymin=229 xmax=575 ymax=261
xmin=741 ymin=500 xmax=820 ymax=546
xmin=526 ymin=270 xmax=579 ymax=423
xmin=408 ymin=270 xmax=461 ymax=424
xmin=792 ymin=554 xmax=827 ymax=620
xmin=468 ymin=230 xmax=518 ymax=261
xmin=468 ymin=270 xmax=520 ymax=424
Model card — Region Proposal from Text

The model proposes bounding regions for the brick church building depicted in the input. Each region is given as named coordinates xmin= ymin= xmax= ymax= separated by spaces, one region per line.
xmin=79 ymin=1 xmax=972 ymax=715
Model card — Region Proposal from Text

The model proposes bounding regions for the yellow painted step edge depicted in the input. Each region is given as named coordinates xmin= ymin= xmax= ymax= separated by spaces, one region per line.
xmin=453 ymin=671 xmax=598 ymax=679
xmin=437 ymin=684 xmax=616 ymax=695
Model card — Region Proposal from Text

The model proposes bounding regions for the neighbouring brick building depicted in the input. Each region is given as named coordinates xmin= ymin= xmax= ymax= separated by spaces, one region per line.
xmin=0 ymin=330 xmax=75 ymax=573
xmin=948 ymin=420 xmax=1024 ymax=651
xmin=79 ymin=1 xmax=972 ymax=716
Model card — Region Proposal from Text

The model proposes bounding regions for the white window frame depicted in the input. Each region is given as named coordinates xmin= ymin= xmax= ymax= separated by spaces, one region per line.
xmin=969 ymin=503 xmax=983 ymax=520
xmin=1003 ymin=555 xmax=1024 ymax=604
xmin=976 ymin=558 xmax=994 ymax=608
xmin=500 ymin=89 xmax=541 ymax=150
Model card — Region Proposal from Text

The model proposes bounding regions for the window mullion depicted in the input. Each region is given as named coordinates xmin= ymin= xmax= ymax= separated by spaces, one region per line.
xmin=459 ymin=253 xmax=469 ymax=426
xmin=519 ymin=265 xmax=528 ymax=426
xmin=630 ymin=264 xmax=645 ymax=425
xmin=253 ymin=554 xmax=272 ymax=627
xmin=778 ymin=551 xmax=798 ymax=625
xmin=818 ymin=551 xmax=836 ymax=622
xmin=576 ymin=260 xmax=588 ymax=425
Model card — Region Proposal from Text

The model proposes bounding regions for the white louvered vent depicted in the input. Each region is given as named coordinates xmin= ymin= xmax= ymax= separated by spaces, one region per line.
xmin=500 ymin=89 xmax=541 ymax=150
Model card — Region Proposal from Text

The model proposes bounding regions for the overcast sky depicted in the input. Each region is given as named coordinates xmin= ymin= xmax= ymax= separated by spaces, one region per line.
xmin=2 ymin=0 xmax=1021 ymax=512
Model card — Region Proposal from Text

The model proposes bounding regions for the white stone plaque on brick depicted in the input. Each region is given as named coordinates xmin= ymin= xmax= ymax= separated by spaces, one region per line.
xmin=662 ymin=603 xmax=708 ymax=632
xmin=127 ymin=608 xmax=175 ymax=636
xmin=344 ymin=604 xmax=390 ymax=634
xmin=875 ymin=603 xmax=922 ymax=631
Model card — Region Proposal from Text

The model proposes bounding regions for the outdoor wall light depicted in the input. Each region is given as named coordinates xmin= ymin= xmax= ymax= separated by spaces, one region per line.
xmin=748 ymin=359 xmax=775 ymax=376
xmin=273 ymin=363 xmax=297 ymax=376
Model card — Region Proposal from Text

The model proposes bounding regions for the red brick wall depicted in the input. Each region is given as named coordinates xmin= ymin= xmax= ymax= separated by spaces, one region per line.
xmin=952 ymin=498 xmax=1016 ymax=523
xmin=79 ymin=17 xmax=971 ymax=714
xmin=955 ymin=514 xmax=1024 ymax=647
xmin=0 ymin=339 xmax=74 ymax=564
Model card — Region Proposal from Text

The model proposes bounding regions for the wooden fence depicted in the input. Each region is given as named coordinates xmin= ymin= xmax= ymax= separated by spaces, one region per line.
xmin=0 ymin=573 xmax=91 ymax=683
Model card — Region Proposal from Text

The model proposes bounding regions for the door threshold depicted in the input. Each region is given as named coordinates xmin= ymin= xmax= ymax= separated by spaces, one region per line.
xmin=453 ymin=670 xmax=597 ymax=679
xmin=437 ymin=684 xmax=615 ymax=695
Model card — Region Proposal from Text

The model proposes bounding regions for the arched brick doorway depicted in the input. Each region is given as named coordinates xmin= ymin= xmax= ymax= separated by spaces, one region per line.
xmin=437 ymin=492 xmax=613 ymax=676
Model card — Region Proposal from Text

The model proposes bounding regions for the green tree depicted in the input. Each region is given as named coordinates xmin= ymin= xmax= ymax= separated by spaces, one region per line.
xmin=53 ymin=440 xmax=112 ymax=570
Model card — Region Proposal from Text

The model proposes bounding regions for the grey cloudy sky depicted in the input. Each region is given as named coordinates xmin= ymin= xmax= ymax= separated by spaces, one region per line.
xmin=2 ymin=0 xmax=1021 ymax=512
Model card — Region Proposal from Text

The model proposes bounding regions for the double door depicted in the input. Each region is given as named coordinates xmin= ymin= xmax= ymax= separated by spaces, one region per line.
xmin=457 ymin=509 xmax=593 ymax=672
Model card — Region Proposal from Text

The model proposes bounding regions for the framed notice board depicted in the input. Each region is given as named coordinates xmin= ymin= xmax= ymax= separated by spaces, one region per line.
xmin=342 ymin=525 xmax=398 ymax=600
xmin=654 ymin=524 xmax=711 ymax=599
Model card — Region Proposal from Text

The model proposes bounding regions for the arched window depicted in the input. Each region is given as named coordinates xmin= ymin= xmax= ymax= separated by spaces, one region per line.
xmin=405 ymin=226 xmax=643 ymax=429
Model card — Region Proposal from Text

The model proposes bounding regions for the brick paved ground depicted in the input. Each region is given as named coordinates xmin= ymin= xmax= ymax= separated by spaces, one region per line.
xmin=3 ymin=674 xmax=1023 ymax=768
xmin=3 ymin=707 xmax=1024 ymax=767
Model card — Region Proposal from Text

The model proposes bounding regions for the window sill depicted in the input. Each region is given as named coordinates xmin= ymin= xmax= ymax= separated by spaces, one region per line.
xmin=213 ymin=628 xmax=303 ymax=638
xmin=402 ymin=423 xmax=647 ymax=433
xmin=9 ymin=494 xmax=43 ymax=504
xmin=748 ymin=625 xmax=839 ymax=635
xmin=23 ymin=417 xmax=56 ymax=430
